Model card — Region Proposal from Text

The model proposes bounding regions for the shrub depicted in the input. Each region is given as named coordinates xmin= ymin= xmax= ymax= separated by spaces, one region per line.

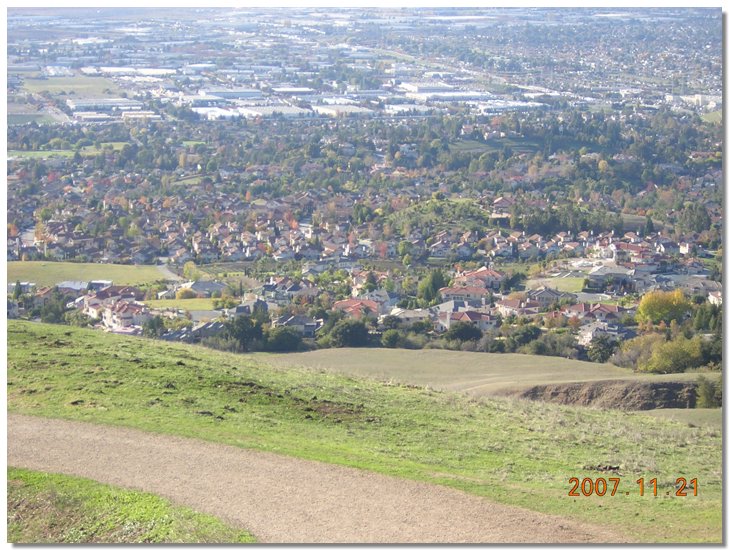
xmin=175 ymin=288 xmax=196 ymax=300
xmin=381 ymin=329 xmax=402 ymax=348
xmin=265 ymin=326 xmax=303 ymax=352
xmin=444 ymin=322 xmax=482 ymax=342
xmin=327 ymin=319 xmax=369 ymax=348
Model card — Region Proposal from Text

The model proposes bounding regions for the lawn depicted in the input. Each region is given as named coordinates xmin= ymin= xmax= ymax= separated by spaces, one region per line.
xmin=701 ymin=110 xmax=722 ymax=125
xmin=7 ymin=321 xmax=722 ymax=543
xmin=7 ymin=114 xmax=57 ymax=125
xmin=143 ymin=298 xmax=218 ymax=311
xmin=264 ymin=347 xmax=716 ymax=397
xmin=171 ymin=176 xmax=204 ymax=186
xmin=526 ymin=276 xmax=585 ymax=293
xmin=8 ymin=261 xmax=168 ymax=288
xmin=8 ymin=468 xmax=255 ymax=543
xmin=22 ymin=75 xmax=122 ymax=97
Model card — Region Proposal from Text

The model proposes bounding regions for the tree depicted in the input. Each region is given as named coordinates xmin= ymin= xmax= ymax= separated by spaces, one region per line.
xmin=504 ymin=324 xmax=541 ymax=351
xmin=362 ymin=271 xmax=378 ymax=293
xmin=444 ymin=322 xmax=482 ymax=342
xmin=381 ymin=329 xmax=402 ymax=348
xmin=176 ymin=288 xmax=196 ymax=299
xmin=265 ymin=326 xmax=303 ymax=352
xmin=418 ymin=269 xmax=446 ymax=304
xmin=636 ymin=289 xmax=691 ymax=325
xmin=39 ymin=290 xmax=67 ymax=324
xmin=224 ymin=315 xmax=263 ymax=352
xmin=696 ymin=375 xmax=721 ymax=408
xmin=610 ymin=332 xmax=665 ymax=370
xmin=183 ymin=261 xmax=201 ymax=282
xmin=12 ymin=280 xmax=22 ymax=300
xmin=380 ymin=316 xmax=402 ymax=331
xmin=587 ymin=335 xmax=618 ymax=363
xmin=641 ymin=335 xmax=703 ymax=374
xmin=142 ymin=316 xmax=165 ymax=337
xmin=328 ymin=319 xmax=369 ymax=347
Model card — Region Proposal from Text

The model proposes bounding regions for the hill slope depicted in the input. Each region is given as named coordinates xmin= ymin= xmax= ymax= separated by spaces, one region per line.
xmin=7 ymin=321 xmax=722 ymax=543
xmin=265 ymin=348 xmax=713 ymax=404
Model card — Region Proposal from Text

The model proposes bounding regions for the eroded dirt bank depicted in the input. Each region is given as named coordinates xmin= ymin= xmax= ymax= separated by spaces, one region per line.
xmin=507 ymin=380 xmax=697 ymax=410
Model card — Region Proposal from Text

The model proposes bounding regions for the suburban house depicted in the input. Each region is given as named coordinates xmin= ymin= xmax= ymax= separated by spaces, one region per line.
xmin=437 ymin=310 xmax=499 ymax=332
xmin=526 ymin=286 xmax=575 ymax=307
xmin=102 ymin=301 xmax=151 ymax=330
xmin=439 ymin=285 xmax=491 ymax=303
xmin=271 ymin=314 xmax=321 ymax=338
xmin=577 ymin=321 xmax=624 ymax=346
xmin=332 ymin=298 xmax=379 ymax=319
xmin=178 ymin=280 xmax=228 ymax=298
xmin=379 ymin=307 xmax=431 ymax=328
xmin=452 ymin=266 xmax=504 ymax=289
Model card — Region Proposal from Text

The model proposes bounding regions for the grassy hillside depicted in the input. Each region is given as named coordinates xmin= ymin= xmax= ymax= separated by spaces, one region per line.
xmin=8 ymin=468 xmax=255 ymax=543
xmin=264 ymin=348 xmax=710 ymax=396
xmin=8 ymin=261 xmax=168 ymax=288
xmin=7 ymin=321 xmax=722 ymax=543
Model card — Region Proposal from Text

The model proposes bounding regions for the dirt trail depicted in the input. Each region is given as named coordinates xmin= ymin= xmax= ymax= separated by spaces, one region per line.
xmin=8 ymin=414 xmax=629 ymax=543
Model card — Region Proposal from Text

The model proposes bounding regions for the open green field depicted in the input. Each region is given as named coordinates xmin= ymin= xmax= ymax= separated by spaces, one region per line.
xmin=7 ymin=149 xmax=75 ymax=159
xmin=22 ymin=75 xmax=122 ymax=96
xmin=8 ymin=261 xmax=168 ymax=288
xmin=8 ymin=467 xmax=255 ymax=543
xmin=7 ymin=321 xmax=721 ymax=543
xmin=264 ymin=348 xmax=715 ymax=396
xmin=9 ymin=142 xmax=132 ymax=159
xmin=143 ymin=298 xmax=217 ymax=311
xmin=8 ymin=114 xmax=57 ymax=125
xmin=701 ymin=110 xmax=722 ymax=124
xmin=451 ymin=137 xmax=540 ymax=155
xmin=172 ymin=176 xmax=204 ymax=186
xmin=526 ymin=276 xmax=585 ymax=293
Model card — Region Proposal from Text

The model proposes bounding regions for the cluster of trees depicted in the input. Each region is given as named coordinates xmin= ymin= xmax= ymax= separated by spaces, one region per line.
xmin=610 ymin=331 xmax=720 ymax=374
xmin=199 ymin=315 xmax=305 ymax=353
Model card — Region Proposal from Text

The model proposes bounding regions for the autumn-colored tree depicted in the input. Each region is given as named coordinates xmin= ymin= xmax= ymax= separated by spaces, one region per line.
xmin=175 ymin=288 xmax=196 ymax=300
xmin=636 ymin=289 xmax=691 ymax=325
xmin=641 ymin=335 xmax=703 ymax=374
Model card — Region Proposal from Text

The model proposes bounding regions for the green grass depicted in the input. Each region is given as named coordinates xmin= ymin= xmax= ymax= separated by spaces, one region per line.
xmin=7 ymin=321 xmax=722 ymax=543
xmin=701 ymin=110 xmax=722 ymax=125
xmin=7 ymin=467 xmax=255 ymax=543
xmin=526 ymin=276 xmax=585 ymax=293
xmin=22 ymin=75 xmax=122 ymax=97
xmin=7 ymin=114 xmax=57 ymax=125
xmin=450 ymin=137 xmax=540 ymax=155
xmin=143 ymin=298 xmax=218 ymax=311
xmin=171 ymin=176 xmax=204 ymax=186
xmin=8 ymin=261 xmax=169 ymax=288
xmin=264 ymin=348 xmax=716 ymax=396
xmin=8 ymin=149 xmax=75 ymax=159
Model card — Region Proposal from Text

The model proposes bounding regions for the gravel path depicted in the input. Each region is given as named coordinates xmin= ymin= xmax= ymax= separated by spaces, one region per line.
xmin=8 ymin=414 xmax=629 ymax=543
